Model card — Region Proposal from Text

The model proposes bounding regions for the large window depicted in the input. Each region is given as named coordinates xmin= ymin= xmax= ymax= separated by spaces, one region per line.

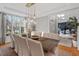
xmin=4 ymin=14 xmax=26 ymax=35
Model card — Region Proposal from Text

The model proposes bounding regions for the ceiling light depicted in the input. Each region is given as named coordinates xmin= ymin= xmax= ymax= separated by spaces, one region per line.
xmin=26 ymin=3 xmax=35 ymax=7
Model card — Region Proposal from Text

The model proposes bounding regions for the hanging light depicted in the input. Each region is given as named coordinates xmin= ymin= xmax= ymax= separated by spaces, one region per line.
xmin=25 ymin=3 xmax=36 ymax=38
xmin=26 ymin=3 xmax=35 ymax=7
xmin=33 ymin=4 xmax=36 ymax=19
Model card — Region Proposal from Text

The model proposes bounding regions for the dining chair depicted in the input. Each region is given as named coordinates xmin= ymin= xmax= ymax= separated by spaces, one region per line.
xmin=17 ymin=36 xmax=30 ymax=56
xmin=31 ymin=31 xmax=42 ymax=37
xmin=41 ymin=32 xmax=59 ymax=40
xmin=15 ymin=35 xmax=23 ymax=56
xmin=13 ymin=35 xmax=30 ymax=56
xmin=28 ymin=38 xmax=44 ymax=56
xmin=12 ymin=34 xmax=19 ymax=54
xmin=39 ymin=32 xmax=60 ymax=55
xmin=10 ymin=34 xmax=15 ymax=49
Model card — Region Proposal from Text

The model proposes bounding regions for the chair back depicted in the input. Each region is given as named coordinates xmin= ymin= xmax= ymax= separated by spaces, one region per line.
xmin=17 ymin=36 xmax=30 ymax=56
xmin=10 ymin=34 xmax=15 ymax=49
xmin=12 ymin=34 xmax=18 ymax=53
xmin=28 ymin=38 xmax=44 ymax=56
xmin=40 ymin=32 xmax=60 ymax=54
xmin=31 ymin=31 xmax=42 ymax=37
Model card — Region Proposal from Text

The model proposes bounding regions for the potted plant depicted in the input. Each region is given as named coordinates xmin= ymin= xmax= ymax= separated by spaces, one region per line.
xmin=68 ymin=16 xmax=78 ymax=48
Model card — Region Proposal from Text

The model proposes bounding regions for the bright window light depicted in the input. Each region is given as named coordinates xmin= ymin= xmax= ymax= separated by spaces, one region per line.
xmin=57 ymin=14 xmax=64 ymax=17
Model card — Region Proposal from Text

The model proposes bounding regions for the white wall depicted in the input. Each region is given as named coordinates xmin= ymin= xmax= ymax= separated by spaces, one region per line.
xmin=33 ymin=3 xmax=79 ymax=33
xmin=36 ymin=16 xmax=49 ymax=33
xmin=35 ymin=3 xmax=79 ymax=18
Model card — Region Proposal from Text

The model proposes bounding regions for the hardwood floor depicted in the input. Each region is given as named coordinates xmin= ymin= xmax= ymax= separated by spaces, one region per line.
xmin=57 ymin=45 xmax=79 ymax=56
xmin=0 ymin=43 xmax=18 ymax=56
xmin=0 ymin=43 xmax=79 ymax=56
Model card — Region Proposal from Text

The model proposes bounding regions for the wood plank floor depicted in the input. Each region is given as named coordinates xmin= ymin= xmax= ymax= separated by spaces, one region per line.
xmin=0 ymin=44 xmax=18 ymax=56
xmin=0 ymin=43 xmax=79 ymax=56
xmin=58 ymin=45 xmax=79 ymax=56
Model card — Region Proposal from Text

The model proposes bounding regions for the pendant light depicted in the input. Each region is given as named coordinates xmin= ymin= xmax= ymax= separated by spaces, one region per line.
xmin=25 ymin=3 xmax=36 ymax=38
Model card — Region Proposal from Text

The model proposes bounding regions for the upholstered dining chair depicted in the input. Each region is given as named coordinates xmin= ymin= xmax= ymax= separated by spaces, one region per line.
xmin=31 ymin=31 xmax=42 ymax=39
xmin=17 ymin=36 xmax=30 ymax=56
xmin=13 ymin=34 xmax=30 ymax=56
xmin=12 ymin=34 xmax=19 ymax=54
xmin=28 ymin=38 xmax=44 ymax=56
xmin=12 ymin=34 xmax=22 ymax=55
xmin=39 ymin=32 xmax=60 ymax=55
xmin=10 ymin=34 xmax=15 ymax=49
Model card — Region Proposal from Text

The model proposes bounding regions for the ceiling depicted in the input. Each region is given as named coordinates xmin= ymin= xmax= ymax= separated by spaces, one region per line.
xmin=0 ymin=3 xmax=27 ymax=17
xmin=35 ymin=3 xmax=79 ymax=18
xmin=0 ymin=3 xmax=79 ymax=18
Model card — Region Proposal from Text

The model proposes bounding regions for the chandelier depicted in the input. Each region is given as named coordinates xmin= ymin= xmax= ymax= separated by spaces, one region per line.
xmin=25 ymin=3 xmax=36 ymax=38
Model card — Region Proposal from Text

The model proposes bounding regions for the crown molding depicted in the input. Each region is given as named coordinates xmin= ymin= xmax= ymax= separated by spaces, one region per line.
xmin=36 ymin=5 xmax=79 ymax=19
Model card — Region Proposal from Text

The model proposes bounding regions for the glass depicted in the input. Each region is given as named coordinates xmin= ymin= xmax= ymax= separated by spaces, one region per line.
xmin=4 ymin=15 xmax=12 ymax=36
xmin=4 ymin=14 xmax=26 ymax=35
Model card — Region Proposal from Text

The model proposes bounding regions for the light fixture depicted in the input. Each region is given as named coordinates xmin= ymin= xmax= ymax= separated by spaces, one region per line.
xmin=33 ymin=4 xmax=36 ymax=19
xmin=57 ymin=14 xmax=64 ymax=17
xmin=26 ymin=3 xmax=35 ymax=7
xmin=26 ymin=3 xmax=36 ymax=20
xmin=25 ymin=3 xmax=36 ymax=38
